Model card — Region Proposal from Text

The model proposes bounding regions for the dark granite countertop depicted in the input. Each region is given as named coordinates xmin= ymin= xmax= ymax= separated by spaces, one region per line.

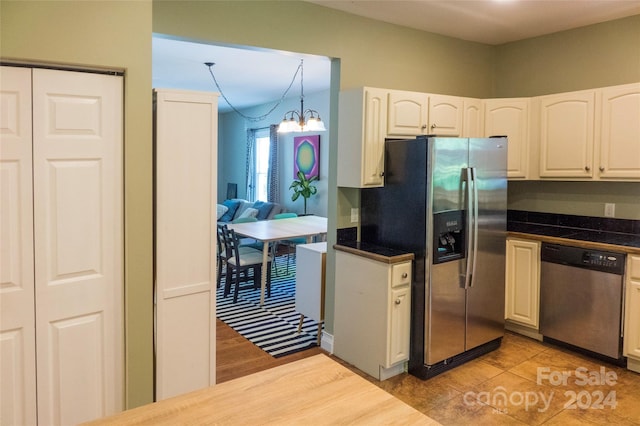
xmin=508 ymin=222 xmax=640 ymax=249
xmin=334 ymin=241 xmax=414 ymax=264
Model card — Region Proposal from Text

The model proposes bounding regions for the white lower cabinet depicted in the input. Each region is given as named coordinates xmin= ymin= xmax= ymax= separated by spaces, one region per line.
xmin=624 ymin=255 xmax=640 ymax=373
xmin=505 ymin=238 xmax=541 ymax=329
xmin=334 ymin=250 xmax=411 ymax=380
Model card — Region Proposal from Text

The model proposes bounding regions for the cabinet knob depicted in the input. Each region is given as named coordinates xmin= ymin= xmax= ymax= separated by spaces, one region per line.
xmin=599 ymin=166 xmax=605 ymax=172
xmin=395 ymin=298 xmax=402 ymax=305
xmin=421 ymin=124 xmax=427 ymax=130
xmin=585 ymin=166 xmax=590 ymax=172
xmin=402 ymin=272 xmax=408 ymax=279
xmin=431 ymin=123 xmax=437 ymax=130
xmin=379 ymin=171 xmax=385 ymax=177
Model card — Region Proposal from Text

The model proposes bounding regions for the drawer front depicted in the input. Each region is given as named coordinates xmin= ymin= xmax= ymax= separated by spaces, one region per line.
xmin=391 ymin=262 xmax=411 ymax=288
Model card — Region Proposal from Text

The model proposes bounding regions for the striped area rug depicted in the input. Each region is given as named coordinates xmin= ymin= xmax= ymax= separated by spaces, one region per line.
xmin=216 ymin=255 xmax=321 ymax=358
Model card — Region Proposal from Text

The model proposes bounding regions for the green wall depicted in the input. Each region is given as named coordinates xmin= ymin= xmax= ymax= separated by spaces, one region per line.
xmin=494 ymin=15 xmax=640 ymax=97
xmin=1 ymin=0 xmax=154 ymax=409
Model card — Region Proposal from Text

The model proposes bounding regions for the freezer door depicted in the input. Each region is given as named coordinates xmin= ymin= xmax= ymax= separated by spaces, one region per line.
xmin=465 ymin=137 xmax=507 ymax=351
xmin=426 ymin=138 xmax=468 ymax=365
xmin=427 ymin=260 xmax=466 ymax=364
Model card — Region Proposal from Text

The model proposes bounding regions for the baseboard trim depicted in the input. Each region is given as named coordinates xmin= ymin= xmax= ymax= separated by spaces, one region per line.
xmin=505 ymin=320 xmax=543 ymax=341
xmin=627 ymin=357 xmax=640 ymax=373
xmin=321 ymin=331 xmax=334 ymax=354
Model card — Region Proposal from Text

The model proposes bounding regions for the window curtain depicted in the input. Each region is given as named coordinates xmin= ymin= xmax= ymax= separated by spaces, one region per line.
xmin=245 ymin=129 xmax=256 ymax=201
xmin=267 ymin=124 xmax=280 ymax=203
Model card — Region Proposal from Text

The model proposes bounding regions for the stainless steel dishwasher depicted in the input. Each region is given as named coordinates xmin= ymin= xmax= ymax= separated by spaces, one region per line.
xmin=539 ymin=243 xmax=626 ymax=364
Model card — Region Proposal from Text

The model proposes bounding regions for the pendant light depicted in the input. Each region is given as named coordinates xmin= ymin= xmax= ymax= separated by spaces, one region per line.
xmin=278 ymin=59 xmax=326 ymax=133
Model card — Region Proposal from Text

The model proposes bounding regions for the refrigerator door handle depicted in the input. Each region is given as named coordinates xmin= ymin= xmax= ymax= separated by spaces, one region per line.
xmin=463 ymin=167 xmax=474 ymax=289
xmin=469 ymin=167 xmax=479 ymax=287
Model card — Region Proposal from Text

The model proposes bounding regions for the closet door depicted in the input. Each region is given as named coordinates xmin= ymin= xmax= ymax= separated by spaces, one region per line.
xmin=32 ymin=69 xmax=123 ymax=424
xmin=0 ymin=66 xmax=37 ymax=426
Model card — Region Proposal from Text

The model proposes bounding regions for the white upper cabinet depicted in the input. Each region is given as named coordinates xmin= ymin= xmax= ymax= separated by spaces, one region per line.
xmin=462 ymin=98 xmax=484 ymax=137
xmin=387 ymin=90 xmax=428 ymax=136
xmin=337 ymin=87 xmax=387 ymax=188
xmin=387 ymin=91 xmax=464 ymax=137
xmin=598 ymin=83 xmax=640 ymax=179
xmin=484 ymin=98 xmax=531 ymax=179
xmin=428 ymin=94 xmax=464 ymax=136
xmin=539 ymin=90 xmax=596 ymax=178
xmin=538 ymin=83 xmax=640 ymax=181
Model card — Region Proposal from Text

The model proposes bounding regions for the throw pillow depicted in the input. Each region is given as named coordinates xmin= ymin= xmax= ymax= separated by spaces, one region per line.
xmin=238 ymin=207 xmax=259 ymax=219
xmin=219 ymin=199 xmax=241 ymax=222
xmin=253 ymin=201 xmax=274 ymax=220
xmin=216 ymin=204 xmax=229 ymax=220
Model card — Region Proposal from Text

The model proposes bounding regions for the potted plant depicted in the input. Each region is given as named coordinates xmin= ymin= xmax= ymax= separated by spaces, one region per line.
xmin=290 ymin=170 xmax=318 ymax=215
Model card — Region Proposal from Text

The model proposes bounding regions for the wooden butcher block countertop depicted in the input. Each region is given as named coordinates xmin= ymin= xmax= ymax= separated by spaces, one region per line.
xmin=85 ymin=354 xmax=439 ymax=426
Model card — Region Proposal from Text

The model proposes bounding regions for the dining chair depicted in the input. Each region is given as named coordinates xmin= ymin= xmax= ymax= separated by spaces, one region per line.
xmin=216 ymin=224 xmax=262 ymax=291
xmin=221 ymin=225 xmax=273 ymax=303
xmin=272 ymin=212 xmax=305 ymax=274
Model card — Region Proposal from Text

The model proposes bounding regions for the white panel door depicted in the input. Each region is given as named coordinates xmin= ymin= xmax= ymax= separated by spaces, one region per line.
xmin=154 ymin=89 xmax=218 ymax=400
xmin=0 ymin=66 xmax=37 ymax=426
xmin=32 ymin=69 xmax=123 ymax=425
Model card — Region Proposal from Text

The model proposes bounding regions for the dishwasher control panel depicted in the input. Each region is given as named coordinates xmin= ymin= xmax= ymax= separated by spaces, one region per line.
xmin=583 ymin=252 xmax=621 ymax=268
xmin=541 ymin=243 xmax=625 ymax=275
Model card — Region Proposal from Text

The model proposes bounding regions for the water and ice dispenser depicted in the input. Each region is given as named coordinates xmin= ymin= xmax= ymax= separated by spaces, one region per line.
xmin=433 ymin=210 xmax=465 ymax=264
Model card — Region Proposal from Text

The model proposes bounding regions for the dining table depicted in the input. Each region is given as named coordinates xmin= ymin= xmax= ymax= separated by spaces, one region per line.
xmin=226 ymin=215 xmax=328 ymax=305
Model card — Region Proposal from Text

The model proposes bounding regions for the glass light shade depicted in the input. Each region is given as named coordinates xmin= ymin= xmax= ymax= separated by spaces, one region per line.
xmin=304 ymin=116 xmax=326 ymax=131
xmin=278 ymin=118 xmax=302 ymax=133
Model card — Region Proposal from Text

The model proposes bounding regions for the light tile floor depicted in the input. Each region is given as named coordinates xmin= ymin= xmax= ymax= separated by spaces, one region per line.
xmin=335 ymin=332 xmax=640 ymax=425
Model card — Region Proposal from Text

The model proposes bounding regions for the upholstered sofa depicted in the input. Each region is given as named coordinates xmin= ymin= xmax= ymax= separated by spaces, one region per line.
xmin=217 ymin=198 xmax=286 ymax=223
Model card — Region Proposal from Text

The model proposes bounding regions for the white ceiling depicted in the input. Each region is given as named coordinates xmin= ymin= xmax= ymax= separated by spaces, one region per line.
xmin=153 ymin=1 xmax=640 ymax=112
xmin=309 ymin=0 xmax=640 ymax=45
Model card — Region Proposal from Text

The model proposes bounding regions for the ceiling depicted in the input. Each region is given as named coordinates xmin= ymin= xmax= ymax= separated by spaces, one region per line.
xmin=309 ymin=0 xmax=640 ymax=45
xmin=153 ymin=1 xmax=640 ymax=113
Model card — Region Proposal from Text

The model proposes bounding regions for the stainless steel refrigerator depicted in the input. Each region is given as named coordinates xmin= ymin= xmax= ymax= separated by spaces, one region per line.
xmin=361 ymin=136 xmax=507 ymax=379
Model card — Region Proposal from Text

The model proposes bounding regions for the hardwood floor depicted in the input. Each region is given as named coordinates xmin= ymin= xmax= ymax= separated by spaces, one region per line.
xmin=216 ymin=319 xmax=322 ymax=383
xmin=217 ymin=322 xmax=640 ymax=425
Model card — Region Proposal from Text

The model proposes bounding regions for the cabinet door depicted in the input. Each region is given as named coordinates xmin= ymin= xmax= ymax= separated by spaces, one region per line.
xmin=539 ymin=91 xmax=595 ymax=178
xmin=462 ymin=98 xmax=483 ymax=137
xmin=155 ymin=89 xmax=218 ymax=400
xmin=624 ymin=256 xmax=640 ymax=359
xmin=484 ymin=99 xmax=530 ymax=179
xmin=362 ymin=89 xmax=387 ymax=187
xmin=387 ymin=90 xmax=428 ymax=136
xmin=0 ymin=66 xmax=37 ymax=426
xmin=599 ymin=83 xmax=640 ymax=179
xmin=429 ymin=94 xmax=463 ymax=136
xmin=387 ymin=286 xmax=411 ymax=367
xmin=505 ymin=239 xmax=540 ymax=328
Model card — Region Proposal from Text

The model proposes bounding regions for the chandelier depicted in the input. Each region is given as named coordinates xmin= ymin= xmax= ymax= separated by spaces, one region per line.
xmin=278 ymin=59 xmax=326 ymax=133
